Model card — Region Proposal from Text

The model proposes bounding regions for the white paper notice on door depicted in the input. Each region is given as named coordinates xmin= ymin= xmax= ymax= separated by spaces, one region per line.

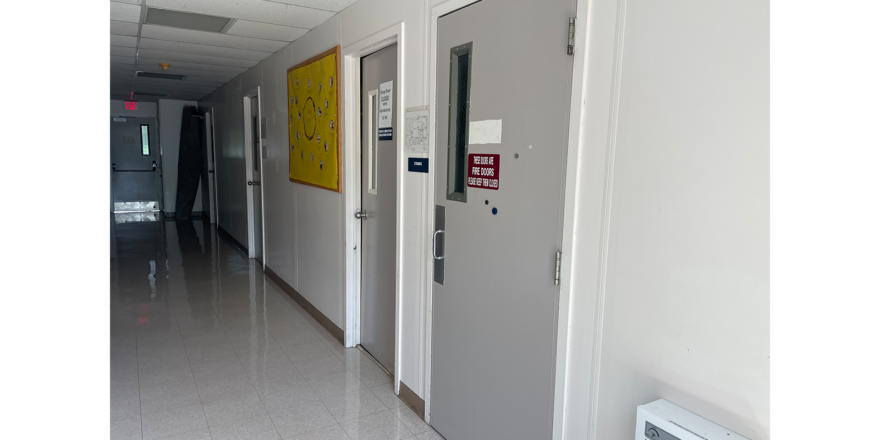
xmin=405 ymin=106 xmax=429 ymax=153
xmin=378 ymin=80 xmax=393 ymax=140
xmin=468 ymin=119 xmax=502 ymax=144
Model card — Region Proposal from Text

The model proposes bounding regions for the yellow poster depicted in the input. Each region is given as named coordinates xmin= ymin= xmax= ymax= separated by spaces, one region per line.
xmin=287 ymin=46 xmax=341 ymax=192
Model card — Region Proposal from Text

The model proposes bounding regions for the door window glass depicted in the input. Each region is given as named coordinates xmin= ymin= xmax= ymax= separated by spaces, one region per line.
xmin=447 ymin=43 xmax=472 ymax=202
xmin=140 ymin=125 xmax=150 ymax=156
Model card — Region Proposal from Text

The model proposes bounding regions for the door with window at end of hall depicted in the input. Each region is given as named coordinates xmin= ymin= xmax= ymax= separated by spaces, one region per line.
xmin=110 ymin=117 xmax=162 ymax=213
xmin=359 ymin=43 xmax=398 ymax=374
xmin=431 ymin=0 xmax=574 ymax=439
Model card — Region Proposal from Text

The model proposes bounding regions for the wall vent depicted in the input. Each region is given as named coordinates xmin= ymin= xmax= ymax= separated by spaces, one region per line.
xmin=137 ymin=71 xmax=187 ymax=80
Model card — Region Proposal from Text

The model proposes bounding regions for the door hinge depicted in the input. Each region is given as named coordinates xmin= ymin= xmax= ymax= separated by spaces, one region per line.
xmin=567 ymin=17 xmax=576 ymax=55
xmin=554 ymin=251 xmax=562 ymax=285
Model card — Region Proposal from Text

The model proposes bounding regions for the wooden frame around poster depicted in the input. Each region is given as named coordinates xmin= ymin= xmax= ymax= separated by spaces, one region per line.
xmin=287 ymin=45 xmax=343 ymax=193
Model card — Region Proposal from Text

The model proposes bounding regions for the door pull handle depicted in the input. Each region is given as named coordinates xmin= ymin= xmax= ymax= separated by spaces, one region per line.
xmin=433 ymin=229 xmax=445 ymax=260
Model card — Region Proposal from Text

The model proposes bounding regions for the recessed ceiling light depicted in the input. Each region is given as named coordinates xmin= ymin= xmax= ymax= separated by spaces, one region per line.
xmin=137 ymin=71 xmax=187 ymax=80
xmin=144 ymin=7 xmax=233 ymax=33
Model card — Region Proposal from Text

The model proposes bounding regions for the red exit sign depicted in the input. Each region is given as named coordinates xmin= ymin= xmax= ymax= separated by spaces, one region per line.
xmin=124 ymin=101 xmax=138 ymax=110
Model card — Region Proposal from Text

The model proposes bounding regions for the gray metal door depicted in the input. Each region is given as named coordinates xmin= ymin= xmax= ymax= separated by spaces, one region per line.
xmin=111 ymin=117 xmax=162 ymax=212
xmin=359 ymin=44 xmax=398 ymax=373
xmin=431 ymin=1 xmax=574 ymax=439
xmin=249 ymin=96 xmax=264 ymax=263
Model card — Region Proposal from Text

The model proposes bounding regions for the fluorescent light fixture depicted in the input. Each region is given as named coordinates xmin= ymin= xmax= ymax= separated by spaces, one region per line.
xmin=136 ymin=71 xmax=187 ymax=80
xmin=144 ymin=7 xmax=233 ymax=33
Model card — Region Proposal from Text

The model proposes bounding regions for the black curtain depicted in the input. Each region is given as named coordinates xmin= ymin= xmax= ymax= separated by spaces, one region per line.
xmin=175 ymin=106 xmax=203 ymax=219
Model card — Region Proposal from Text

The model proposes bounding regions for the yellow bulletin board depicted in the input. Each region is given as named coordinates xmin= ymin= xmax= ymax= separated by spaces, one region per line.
xmin=287 ymin=46 xmax=342 ymax=192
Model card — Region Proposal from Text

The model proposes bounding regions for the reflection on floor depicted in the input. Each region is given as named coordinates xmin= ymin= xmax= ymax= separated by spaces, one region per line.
xmin=111 ymin=217 xmax=443 ymax=440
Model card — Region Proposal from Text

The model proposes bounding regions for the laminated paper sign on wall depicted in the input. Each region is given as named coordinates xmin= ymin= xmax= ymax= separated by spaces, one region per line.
xmin=288 ymin=46 xmax=342 ymax=192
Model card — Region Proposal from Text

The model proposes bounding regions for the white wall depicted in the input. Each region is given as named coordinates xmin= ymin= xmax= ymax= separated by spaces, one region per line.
xmin=561 ymin=0 xmax=769 ymax=439
xmin=110 ymin=100 xmax=157 ymax=118
xmin=158 ymin=99 xmax=203 ymax=214
xmin=200 ymin=0 xmax=430 ymax=397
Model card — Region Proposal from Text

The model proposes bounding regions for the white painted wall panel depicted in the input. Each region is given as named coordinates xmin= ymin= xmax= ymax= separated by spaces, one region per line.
xmin=573 ymin=1 xmax=770 ymax=439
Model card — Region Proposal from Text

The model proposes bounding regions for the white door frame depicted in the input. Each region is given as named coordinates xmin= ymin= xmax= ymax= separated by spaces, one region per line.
xmin=243 ymin=87 xmax=267 ymax=265
xmin=341 ymin=22 xmax=405 ymax=394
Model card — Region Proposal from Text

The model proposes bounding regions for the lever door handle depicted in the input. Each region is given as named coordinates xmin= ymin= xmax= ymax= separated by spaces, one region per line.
xmin=354 ymin=210 xmax=368 ymax=220
xmin=251 ymin=181 xmax=260 ymax=186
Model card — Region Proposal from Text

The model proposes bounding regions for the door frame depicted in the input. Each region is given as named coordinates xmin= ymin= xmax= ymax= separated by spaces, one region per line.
xmin=341 ymin=22 xmax=405 ymax=394
xmin=243 ymin=87 xmax=267 ymax=265
xmin=205 ymin=110 xmax=218 ymax=224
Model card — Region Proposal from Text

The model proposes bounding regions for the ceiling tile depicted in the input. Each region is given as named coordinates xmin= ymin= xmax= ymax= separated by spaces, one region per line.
xmin=137 ymin=49 xmax=260 ymax=68
xmin=145 ymin=0 xmax=334 ymax=28
xmin=226 ymin=20 xmax=308 ymax=42
xmin=139 ymin=38 xmax=273 ymax=61
xmin=141 ymin=24 xmax=287 ymax=52
xmin=111 ymin=20 xmax=139 ymax=37
xmin=111 ymin=46 xmax=137 ymax=57
xmin=111 ymin=0 xmax=142 ymax=4
xmin=110 ymin=1 xmax=142 ymax=23
xmin=264 ymin=0 xmax=357 ymax=12
xmin=111 ymin=55 xmax=137 ymax=64
xmin=137 ymin=57 xmax=248 ymax=75
xmin=111 ymin=35 xmax=138 ymax=47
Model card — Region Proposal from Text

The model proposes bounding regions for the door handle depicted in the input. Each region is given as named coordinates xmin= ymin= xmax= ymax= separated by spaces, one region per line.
xmin=354 ymin=210 xmax=368 ymax=220
xmin=152 ymin=161 xmax=157 ymax=171
xmin=433 ymin=229 xmax=445 ymax=260
xmin=252 ymin=181 xmax=260 ymax=186
xmin=112 ymin=163 xmax=116 ymax=171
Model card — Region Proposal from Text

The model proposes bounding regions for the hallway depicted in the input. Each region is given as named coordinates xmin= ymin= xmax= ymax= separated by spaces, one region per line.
xmin=110 ymin=218 xmax=440 ymax=440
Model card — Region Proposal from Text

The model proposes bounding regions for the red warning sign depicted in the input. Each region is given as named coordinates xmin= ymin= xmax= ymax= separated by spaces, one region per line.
xmin=467 ymin=154 xmax=500 ymax=190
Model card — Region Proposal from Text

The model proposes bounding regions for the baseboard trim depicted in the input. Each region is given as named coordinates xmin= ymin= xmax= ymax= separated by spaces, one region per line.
xmin=217 ymin=226 xmax=248 ymax=256
xmin=398 ymin=381 xmax=426 ymax=421
xmin=264 ymin=266 xmax=345 ymax=345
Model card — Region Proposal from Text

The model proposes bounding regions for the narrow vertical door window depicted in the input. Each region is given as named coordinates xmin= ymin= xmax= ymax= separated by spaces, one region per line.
xmin=367 ymin=89 xmax=379 ymax=195
xmin=447 ymin=43 xmax=472 ymax=202
xmin=140 ymin=125 xmax=150 ymax=156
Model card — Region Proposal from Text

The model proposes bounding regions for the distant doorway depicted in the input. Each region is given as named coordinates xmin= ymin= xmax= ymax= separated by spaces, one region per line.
xmin=110 ymin=117 xmax=162 ymax=213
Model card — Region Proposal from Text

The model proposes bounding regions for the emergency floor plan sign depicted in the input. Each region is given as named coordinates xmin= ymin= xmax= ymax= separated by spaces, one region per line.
xmin=467 ymin=153 xmax=500 ymax=190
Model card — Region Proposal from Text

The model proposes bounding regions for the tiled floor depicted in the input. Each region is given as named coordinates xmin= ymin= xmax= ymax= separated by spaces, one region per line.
xmin=111 ymin=218 xmax=443 ymax=440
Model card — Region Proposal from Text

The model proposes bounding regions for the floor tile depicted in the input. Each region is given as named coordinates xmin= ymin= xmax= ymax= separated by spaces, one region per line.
xmin=138 ymin=366 xmax=195 ymax=389
xmin=294 ymin=355 xmax=348 ymax=381
xmin=268 ymin=401 xmax=338 ymax=438
xmin=190 ymin=356 xmax=247 ymax=384
xmin=140 ymin=381 xmax=202 ymax=415
xmin=153 ymin=428 xmax=212 ymax=440
xmin=389 ymin=405 xmax=430 ymax=436
xmin=240 ymin=348 xmax=294 ymax=374
xmin=339 ymin=410 xmax=413 ymax=440
xmin=306 ymin=371 xmax=367 ymax=397
xmin=249 ymin=363 xmax=307 ymax=390
xmin=321 ymin=389 xmax=388 ymax=423
xmin=111 ymin=415 xmax=142 ymax=440
xmin=141 ymin=403 xmax=207 ymax=440
xmin=111 ymin=386 xmax=142 ymax=420
xmin=256 ymin=381 xmax=320 ymax=412
xmin=414 ymin=429 xmax=445 ymax=440
xmin=209 ymin=414 xmax=280 ymax=440
xmin=196 ymin=372 xmax=256 ymax=401
xmin=202 ymin=390 xmax=268 ymax=426
xmin=368 ymin=384 xmax=403 ymax=409
xmin=287 ymin=424 xmax=351 ymax=440
xmin=283 ymin=342 xmax=334 ymax=364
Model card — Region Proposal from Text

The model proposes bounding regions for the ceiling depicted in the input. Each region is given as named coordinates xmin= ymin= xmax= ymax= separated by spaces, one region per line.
xmin=110 ymin=0 xmax=357 ymax=102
